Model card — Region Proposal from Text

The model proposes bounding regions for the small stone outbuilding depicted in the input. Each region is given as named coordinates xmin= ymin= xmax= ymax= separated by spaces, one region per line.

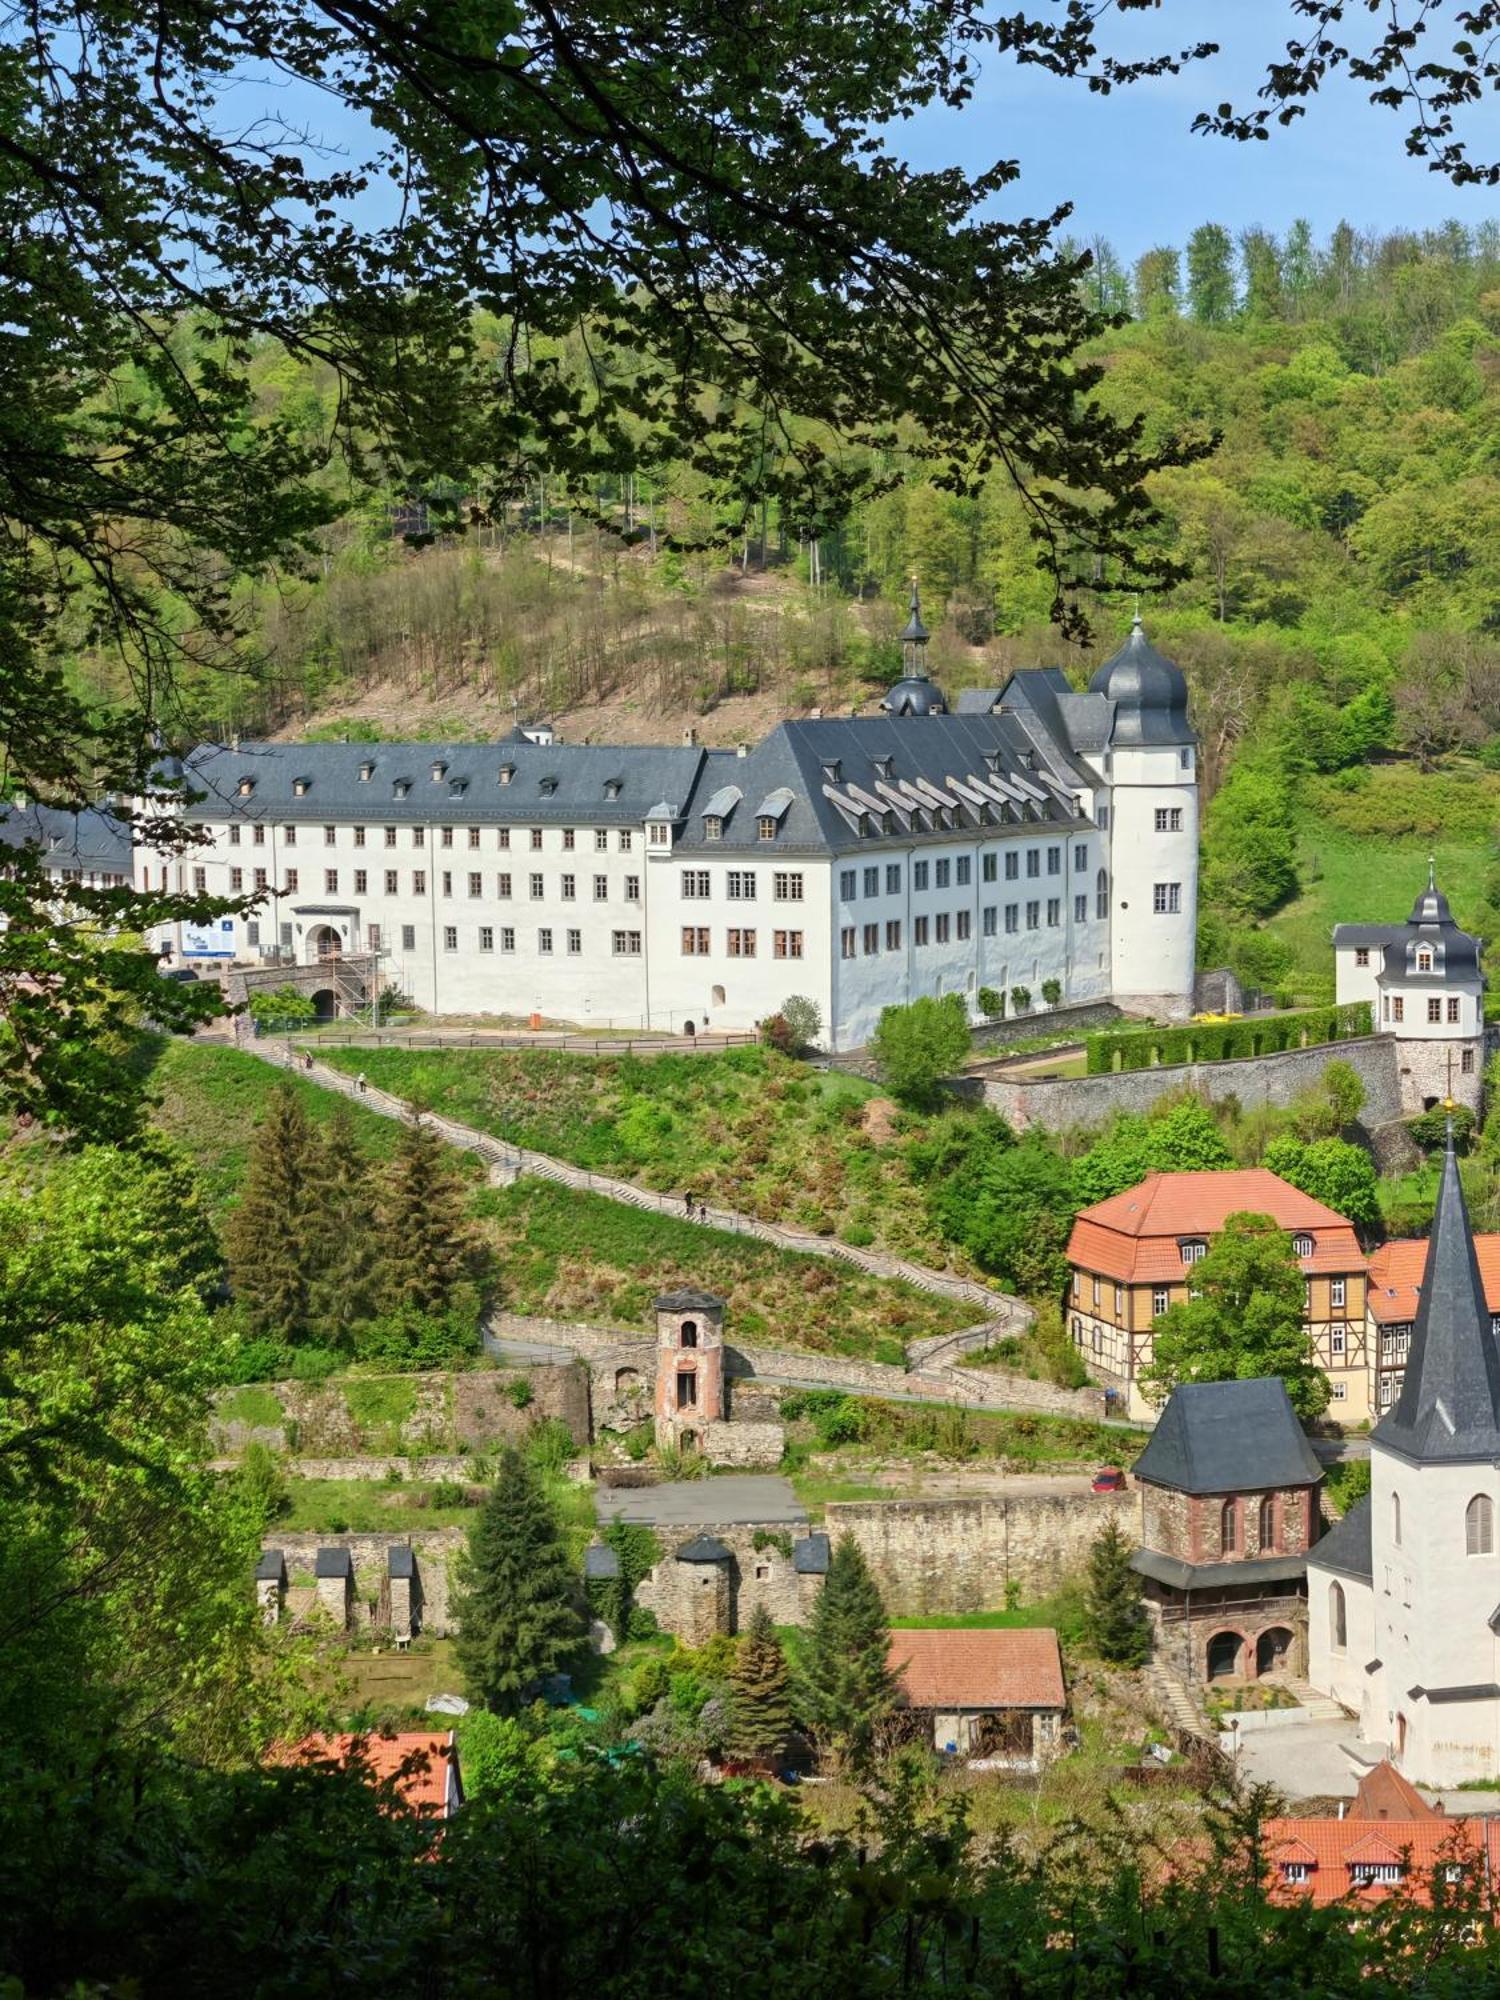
xmin=256 ymin=1549 xmax=286 ymax=1626
xmin=388 ymin=1544 xmax=419 ymax=1645
xmin=314 ymin=1545 xmax=355 ymax=1630
xmin=1132 ymin=1376 xmax=1324 ymax=1684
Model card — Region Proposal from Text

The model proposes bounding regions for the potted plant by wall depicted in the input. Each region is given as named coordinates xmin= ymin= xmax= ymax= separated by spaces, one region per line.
xmin=1010 ymin=985 xmax=1032 ymax=1016
xmin=1041 ymin=979 xmax=1062 ymax=1010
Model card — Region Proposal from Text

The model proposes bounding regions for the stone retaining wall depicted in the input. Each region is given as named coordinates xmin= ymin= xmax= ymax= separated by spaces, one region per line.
xmin=825 ymin=1490 xmax=1135 ymax=1611
xmin=981 ymin=1034 xmax=1403 ymax=1135
xmin=213 ymin=1361 xmax=589 ymax=1457
xmin=485 ymin=1311 xmax=1106 ymax=1421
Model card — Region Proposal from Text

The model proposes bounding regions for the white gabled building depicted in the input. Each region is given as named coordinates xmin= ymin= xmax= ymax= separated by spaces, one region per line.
xmin=116 ymin=608 xmax=1201 ymax=1047
xmin=1308 ymin=1130 xmax=1500 ymax=1786
xmin=1333 ymin=867 xmax=1486 ymax=1116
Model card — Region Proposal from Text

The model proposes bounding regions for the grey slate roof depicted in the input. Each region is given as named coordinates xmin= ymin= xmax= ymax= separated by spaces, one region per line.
xmin=584 ymin=1543 xmax=621 ymax=1580
xmin=1373 ymin=1132 xmax=1500 ymax=1464
xmin=654 ymin=1288 xmax=725 ymax=1313
xmin=1131 ymin=1549 xmax=1310 ymax=1592
xmin=179 ymin=739 xmax=706 ymax=828
xmin=1132 ymin=1378 xmax=1323 ymax=1495
xmin=388 ymin=1546 xmax=416 ymax=1580
xmin=314 ymin=1547 xmax=353 ymax=1579
xmin=1334 ymin=868 xmax=1482 ymax=987
xmin=675 ymin=1534 xmax=732 ymax=1564
xmin=255 ymin=1549 xmax=286 ymax=1583
xmin=0 ymin=802 xmax=133 ymax=872
xmin=793 ymin=1532 xmax=831 ymax=1575
xmin=1087 ymin=618 xmax=1195 ymax=748
xmin=1306 ymin=1494 xmax=1373 ymax=1583
xmin=1333 ymin=924 xmax=1407 ymax=947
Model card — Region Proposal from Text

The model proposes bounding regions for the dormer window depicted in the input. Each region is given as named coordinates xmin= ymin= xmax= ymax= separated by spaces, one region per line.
xmin=704 ymin=815 xmax=723 ymax=841
xmin=1279 ymin=1862 xmax=1311 ymax=1884
xmin=1350 ymin=1862 xmax=1402 ymax=1886
xmin=1292 ymin=1234 xmax=1314 ymax=1258
xmin=292 ymin=776 xmax=310 ymax=797
xmin=604 ymin=779 xmax=622 ymax=800
xmin=394 ymin=779 xmax=411 ymax=799
xmin=1416 ymin=946 xmax=1433 ymax=972
xmin=649 ymin=821 xmax=670 ymax=847
xmin=237 ymin=777 xmax=254 ymax=797
xmin=430 ymin=761 xmax=446 ymax=782
xmin=359 ymin=761 xmax=374 ymax=782
xmin=449 ymin=779 xmax=467 ymax=798
xmin=822 ymin=760 xmax=842 ymax=785
xmin=757 ymin=815 xmax=777 ymax=841
xmin=1180 ymin=1239 xmax=1207 ymax=1267
xmin=873 ymin=756 xmax=894 ymax=780
xmin=540 ymin=776 xmax=558 ymax=796
xmin=499 ymin=764 xmax=514 ymax=785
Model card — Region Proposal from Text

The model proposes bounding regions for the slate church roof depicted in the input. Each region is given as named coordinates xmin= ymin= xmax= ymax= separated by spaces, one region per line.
xmin=1132 ymin=1377 xmax=1323 ymax=1495
xmin=1374 ymin=1129 xmax=1500 ymax=1465
xmin=1304 ymin=1494 xmax=1372 ymax=1584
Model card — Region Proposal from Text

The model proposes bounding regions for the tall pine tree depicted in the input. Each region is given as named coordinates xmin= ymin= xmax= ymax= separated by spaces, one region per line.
xmin=1083 ymin=1518 xmax=1150 ymax=1667
xmin=379 ymin=1116 xmax=475 ymax=1314
xmin=797 ymin=1539 xmax=898 ymax=1772
xmin=224 ymin=1085 xmax=322 ymax=1338
xmin=725 ymin=1605 xmax=794 ymax=1765
xmin=305 ymin=1106 xmax=382 ymax=1345
xmin=453 ymin=1447 xmax=584 ymax=1712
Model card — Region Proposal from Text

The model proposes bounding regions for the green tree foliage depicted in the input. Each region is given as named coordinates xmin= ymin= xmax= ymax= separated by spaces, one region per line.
xmin=1186 ymin=223 xmax=1236 ymax=324
xmin=725 ymin=1605 xmax=795 ymax=1765
xmin=797 ymin=1539 xmax=898 ymax=1772
xmin=927 ymin=1128 xmax=1077 ymax=1296
xmin=224 ymin=1085 xmax=323 ymax=1338
xmin=871 ymin=994 xmax=972 ymax=1105
xmin=1199 ymin=754 xmax=1300 ymax=922
xmin=1084 ymin=1519 xmax=1150 ymax=1666
xmin=1142 ymin=1212 xmax=1330 ymax=1419
xmin=453 ymin=1447 xmax=584 ymax=1714
xmin=380 ymin=1117 xmax=478 ymax=1315
xmin=1262 ymin=1135 xmax=1383 ymax=1236
xmin=306 ymin=1106 xmax=385 ymax=1344
xmin=1073 ymin=1100 xmax=1232 ymax=1206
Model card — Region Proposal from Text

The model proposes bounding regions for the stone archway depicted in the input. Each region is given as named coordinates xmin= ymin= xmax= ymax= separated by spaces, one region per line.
xmin=310 ymin=987 xmax=337 ymax=1021
xmin=1206 ymin=1630 xmax=1243 ymax=1681
xmin=1255 ymin=1627 xmax=1293 ymax=1677
xmin=307 ymin=923 xmax=342 ymax=963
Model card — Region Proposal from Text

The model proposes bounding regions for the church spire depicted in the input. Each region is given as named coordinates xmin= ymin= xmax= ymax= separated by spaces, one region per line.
xmin=1375 ymin=1123 xmax=1500 ymax=1464
xmin=899 ymin=580 xmax=930 ymax=676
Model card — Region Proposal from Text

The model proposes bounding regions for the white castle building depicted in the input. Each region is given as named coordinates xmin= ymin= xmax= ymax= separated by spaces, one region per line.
xmin=1308 ymin=1130 xmax=1500 ymax=1786
xmin=98 ymin=605 xmax=1197 ymax=1048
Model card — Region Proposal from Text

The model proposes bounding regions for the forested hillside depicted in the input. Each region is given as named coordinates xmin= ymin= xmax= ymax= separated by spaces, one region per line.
xmin=100 ymin=219 xmax=1500 ymax=992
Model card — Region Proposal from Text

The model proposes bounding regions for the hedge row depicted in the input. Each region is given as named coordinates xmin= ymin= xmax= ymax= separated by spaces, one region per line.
xmin=1084 ymin=1003 xmax=1374 ymax=1075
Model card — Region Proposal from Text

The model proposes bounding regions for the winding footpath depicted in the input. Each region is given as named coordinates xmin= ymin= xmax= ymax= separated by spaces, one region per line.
xmin=252 ymin=1037 xmax=1033 ymax=1342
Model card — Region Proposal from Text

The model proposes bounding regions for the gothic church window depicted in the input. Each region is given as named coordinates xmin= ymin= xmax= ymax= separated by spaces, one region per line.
xmin=1466 ymin=1493 xmax=1494 ymax=1556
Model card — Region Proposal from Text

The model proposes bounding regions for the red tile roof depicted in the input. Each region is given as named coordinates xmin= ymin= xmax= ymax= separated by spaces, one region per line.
xmin=889 ymin=1628 xmax=1065 ymax=1711
xmin=1068 ymin=1170 xmax=1364 ymax=1285
xmin=1351 ymin=1758 xmax=1441 ymax=1821
xmin=1368 ymin=1236 xmax=1500 ymax=1325
xmin=275 ymin=1730 xmax=462 ymax=1818
xmin=1260 ymin=1816 xmax=1489 ymax=1910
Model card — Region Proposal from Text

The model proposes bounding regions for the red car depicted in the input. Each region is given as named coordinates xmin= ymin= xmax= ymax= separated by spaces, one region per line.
xmin=1091 ymin=1467 xmax=1128 ymax=1493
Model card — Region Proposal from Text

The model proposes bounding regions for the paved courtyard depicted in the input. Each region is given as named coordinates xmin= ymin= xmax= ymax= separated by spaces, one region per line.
xmin=595 ymin=1474 xmax=806 ymax=1528
xmin=1228 ymin=1717 xmax=1363 ymax=1802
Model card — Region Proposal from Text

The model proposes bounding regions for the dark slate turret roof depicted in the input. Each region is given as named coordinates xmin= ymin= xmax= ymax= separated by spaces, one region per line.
xmin=1374 ymin=1130 xmax=1500 ymax=1464
xmin=314 ymin=1547 xmax=354 ymax=1579
xmin=388 ymin=1545 xmax=416 ymax=1580
xmin=1087 ymin=617 xmax=1195 ymax=748
xmin=793 ymin=1532 xmax=831 ymax=1574
xmin=1132 ymin=1377 xmax=1323 ymax=1495
xmin=1306 ymin=1495 xmax=1372 ymax=1584
xmin=255 ymin=1549 xmax=286 ymax=1583
xmin=654 ymin=1288 xmax=725 ymax=1314
xmin=1333 ymin=864 xmax=1482 ymax=987
xmin=675 ymin=1535 xmax=732 ymax=1564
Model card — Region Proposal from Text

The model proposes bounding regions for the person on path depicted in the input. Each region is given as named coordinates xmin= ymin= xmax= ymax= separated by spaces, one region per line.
xmin=356 ymin=1071 xmax=367 ymax=1094
xmin=684 ymin=1190 xmax=696 ymax=1216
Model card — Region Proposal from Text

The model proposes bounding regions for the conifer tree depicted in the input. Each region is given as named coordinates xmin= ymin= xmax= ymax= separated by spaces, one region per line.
xmin=379 ymin=1116 xmax=475 ymax=1314
xmin=797 ymin=1539 xmax=898 ymax=1772
xmin=453 ymin=1447 xmax=584 ymax=1713
xmin=224 ymin=1085 xmax=321 ymax=1338
xmin=305 ymin=1106 xmax=382 ymax=1346
xmin=1084 ymin=1518 xmax=1150 ymax=1667
xmin=724 ymin=1605 xmax=794 ymax=1765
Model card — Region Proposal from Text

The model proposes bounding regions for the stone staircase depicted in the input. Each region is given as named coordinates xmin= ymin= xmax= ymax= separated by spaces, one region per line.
xmin=1262 ymin=1673 xmax=1349 ymax=1722
xmin=1144 ymin=1658 xmax=1215 ymax=1741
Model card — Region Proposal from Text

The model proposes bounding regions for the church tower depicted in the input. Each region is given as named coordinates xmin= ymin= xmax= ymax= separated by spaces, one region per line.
xmin=653 ymin=1287 xmax=726 ymax=1455
xmin=1367 ymin=1128 xmax=1500 ymax=1784
xmin=1086 ymin=618 xmax=1197 ymax=1020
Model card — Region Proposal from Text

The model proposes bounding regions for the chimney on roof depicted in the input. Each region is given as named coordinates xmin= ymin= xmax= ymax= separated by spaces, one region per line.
xmin=682 ymin=726 xmax=697 ymax=748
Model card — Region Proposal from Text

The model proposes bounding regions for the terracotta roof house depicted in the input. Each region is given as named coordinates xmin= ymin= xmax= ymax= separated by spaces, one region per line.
xmin=1259 ymin=1814 xmax=1492 ymax=1911
xmin=277 ymin=1730 xmax=464 ymax=1820
xmin=888 ymin=1628 xmax=1066 ymax=1769
xmin=1065 ymin=1168 xmax=1368 ymax=1419
xmin=1365 ymin=1233 xmax=1500 ymax=1419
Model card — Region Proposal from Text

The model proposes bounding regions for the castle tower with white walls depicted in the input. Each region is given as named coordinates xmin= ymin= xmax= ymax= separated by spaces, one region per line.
xmin=1082 ymin=618 xmax=1198 ymax=1020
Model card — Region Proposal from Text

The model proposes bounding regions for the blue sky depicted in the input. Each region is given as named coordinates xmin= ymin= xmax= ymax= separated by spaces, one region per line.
xmin=901 ymin=5 xmax=1498 ymax=261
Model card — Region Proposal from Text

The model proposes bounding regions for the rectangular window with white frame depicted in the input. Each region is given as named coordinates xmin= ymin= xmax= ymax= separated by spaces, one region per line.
xmin=1153 ymin=882 xmax=1181 ymax=913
